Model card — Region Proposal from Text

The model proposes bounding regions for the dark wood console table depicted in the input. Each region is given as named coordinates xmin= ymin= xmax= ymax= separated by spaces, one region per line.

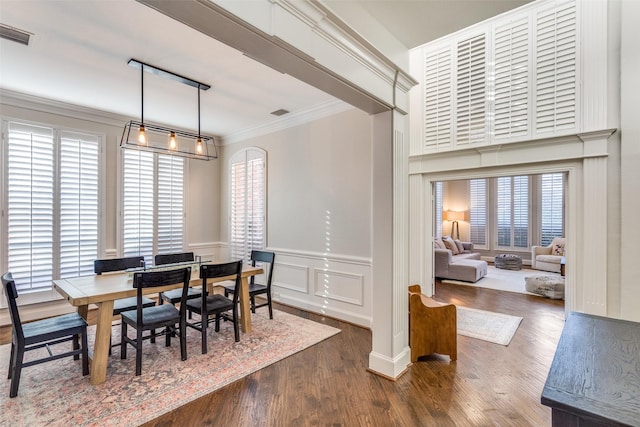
xmin=542 ymin=312 xmax=640 ymax=426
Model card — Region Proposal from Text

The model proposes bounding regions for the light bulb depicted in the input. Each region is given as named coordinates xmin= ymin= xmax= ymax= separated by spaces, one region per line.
xmin=138 ymin=124 xmax=147 ymax=145
xmin=169 ymin=131 xmax=177 ymax=151
xmin=196 ymin=137 xmax=203 ymax=155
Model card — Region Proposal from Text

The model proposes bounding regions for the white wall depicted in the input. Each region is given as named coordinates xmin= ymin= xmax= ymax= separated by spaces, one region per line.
xmin=220 ymin=108 xmax=374 ymax=326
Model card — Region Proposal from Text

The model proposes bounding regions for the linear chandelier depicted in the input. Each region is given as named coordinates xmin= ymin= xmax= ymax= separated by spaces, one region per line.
xmin=120 ymin=59 xmax=218 ymax=160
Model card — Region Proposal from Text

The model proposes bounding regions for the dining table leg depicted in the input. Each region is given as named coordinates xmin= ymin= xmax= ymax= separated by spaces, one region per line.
xmin=90 ymin=300 xmax=114 ymax=385
xmin=238 ymin=276 xmax=252 ymax=333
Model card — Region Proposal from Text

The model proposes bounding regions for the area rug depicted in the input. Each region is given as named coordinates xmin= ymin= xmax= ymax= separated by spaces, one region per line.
xmin=443 ymin=265 xmax=559 ymax=296
xmin=0 ymin=309 xmax=340 ymax=426
xmin=456 ymin=306 xmax=523 ymax=346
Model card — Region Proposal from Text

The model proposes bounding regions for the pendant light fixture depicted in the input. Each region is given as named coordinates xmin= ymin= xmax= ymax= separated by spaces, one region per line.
xmin=120 ymin=59 xmax=218 ymax=160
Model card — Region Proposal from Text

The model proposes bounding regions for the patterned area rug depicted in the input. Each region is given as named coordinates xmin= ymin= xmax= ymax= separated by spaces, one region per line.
xmin=456 ymin=306 xmax=523 ymax=346
xmin=0 ymin=310 xmax=340 ymax=426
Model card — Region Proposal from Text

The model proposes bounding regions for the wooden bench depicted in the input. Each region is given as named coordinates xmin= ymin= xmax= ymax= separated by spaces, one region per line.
xmin=408 ymin=284 xmax=457 ymax=362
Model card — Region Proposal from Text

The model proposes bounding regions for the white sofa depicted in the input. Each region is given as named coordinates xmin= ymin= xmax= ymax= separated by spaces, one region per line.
xmin=531 ymin=237 xmax=565 ymax=273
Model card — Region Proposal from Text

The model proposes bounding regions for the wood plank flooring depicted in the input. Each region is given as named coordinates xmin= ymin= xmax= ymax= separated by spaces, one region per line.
xmin=1 ymin=282 xmax=566 ymax=426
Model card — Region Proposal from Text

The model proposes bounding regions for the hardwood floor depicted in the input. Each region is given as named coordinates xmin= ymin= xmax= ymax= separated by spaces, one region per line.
xmin=1 ymin=283 xmax=565 ymax=426
xmin=143 ymin=283 xmax=565 ymax=427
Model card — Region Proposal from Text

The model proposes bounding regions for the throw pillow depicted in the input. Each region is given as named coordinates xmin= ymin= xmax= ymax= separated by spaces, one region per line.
xmin=434 ymin=238 xmax=445 ymax=249
xmin=553 ymin=244 xmax=565 ymax=256
xmin=454 ymin=239 xmax=465 ymax=253
xmin=443 ymin=237 xmax=459 ymax=255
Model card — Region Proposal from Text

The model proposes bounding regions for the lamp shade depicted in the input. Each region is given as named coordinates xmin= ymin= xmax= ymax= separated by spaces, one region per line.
xmin=445 ymin=210 xmax=465 ymax=221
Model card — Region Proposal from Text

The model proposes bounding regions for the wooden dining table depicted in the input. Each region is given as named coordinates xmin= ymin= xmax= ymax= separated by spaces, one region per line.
xmin=53 ymin=264 xmax=263 ymax=385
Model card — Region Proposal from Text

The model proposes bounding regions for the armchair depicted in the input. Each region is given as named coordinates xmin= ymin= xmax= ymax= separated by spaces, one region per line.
xmin=531 ymin=237 xmax=565 ymax=273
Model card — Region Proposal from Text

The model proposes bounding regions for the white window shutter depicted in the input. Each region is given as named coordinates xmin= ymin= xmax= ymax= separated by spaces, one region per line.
xmin=456 ymin=33 xmax=487 ymax=146
xmin=59 ymin=131 xmax=99 ymax=278
xmin=123 ymin=150 xmax=155 ymax=265
xmin=497 ymin=176 xmax=529 ymax=249
xmin=469 ymin=179 xmax=487 ymax=247
xmin=424 ymin=46 xmax=452 ymax=151
xmin=230 ymin=149 xmax=266 ymax=262
xmin=6 ymin=122 xmax=55 ymax=292
xmin=540 ymin=173 xmax=564 ymax=246
xmin=494 ymin=17 xmax=531 ymax=140
xmin=535 ymin=2 xmax=577 ymax=134
xmin=157 ymin=155 xmax=184 ymax=255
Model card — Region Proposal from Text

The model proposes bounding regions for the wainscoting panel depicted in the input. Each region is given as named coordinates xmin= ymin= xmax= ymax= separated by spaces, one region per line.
xmin=313 ymin=268 xmax=364 ymax=306
xmin=268 ymin=248 xmax=372 ymax=328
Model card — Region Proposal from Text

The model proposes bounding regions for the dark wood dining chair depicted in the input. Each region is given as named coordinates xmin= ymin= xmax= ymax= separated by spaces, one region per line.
xmin=186 ymin=261 xmax=243 ymax=354
xmin=120 ymin=267 xmax=191 ymax=376
xmin=94 ymin=256 xmax=156 ymax=353
xmin=2 ymin=272 xmax=89 ymax=397
xmin=224 ymin=250 xmax=276 ymax=319
xmin=154 ymin=252 xmax=202 ymax=308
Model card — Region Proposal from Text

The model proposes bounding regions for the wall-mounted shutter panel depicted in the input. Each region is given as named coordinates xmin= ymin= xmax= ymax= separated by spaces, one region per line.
xmin=123 ymin=150 xmax=155 ymax=265
xmin=424 ymin=46 xmax=452 ymax=150
xmin=59 ymin=131 xmax=99 ymax=278
xmin=434 ymin=182 xmax=443 ymax=238
xmin=456 ymin=33 xmax=486 ymax=146
xmin=7 ymin=122 xmax=55 ymax=292
xmin=494 ymin=17 xmax=530 ymax=140
xmin=157 ymin=155 xmax=184 ymax=255
xmin=535 ymin=2 xmax=577 ymax=134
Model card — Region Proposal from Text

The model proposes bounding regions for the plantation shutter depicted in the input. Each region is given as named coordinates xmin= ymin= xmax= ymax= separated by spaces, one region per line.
xmin=535 ymin=2 xmax=577 ymax=134
xmin=6 ymin=122 xmax=55 ymax=292
xmin=456 ymin=33 xmax=486 ymax=146
xmin=230 ymin=149 xmax=266 ymax=262
xmin=540 ymin=173 xmax=564 ymax=246
xmin=497 ymin=176 xmax=529 ymax=248
xmin=123 ymin=150 xmax=155 ymax=265
xmin=469 ymin=179 xmax=487 ymax=247
xmin=157 ymin=155 xmax=184 ymax=255
xmin=59 ymin=131 xmax=99 ymax=278
xmin=424 ymin=46 xmax=452 ymax=150
xmin=494 ymin=17 xmax=530 ymax=140
xmin=434 ymin=182 xmax=443 ymax=238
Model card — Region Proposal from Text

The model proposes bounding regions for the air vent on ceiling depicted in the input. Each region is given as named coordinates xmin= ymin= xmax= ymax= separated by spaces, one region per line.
xmin=0 ymin=23 xmax=32 ymax=45
xmin=270 ymin=109 xmax=290 ymax=117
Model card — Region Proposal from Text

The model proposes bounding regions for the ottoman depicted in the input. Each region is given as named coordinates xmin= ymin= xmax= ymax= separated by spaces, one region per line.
xmin=524 ymin=275 xmax=565 ymax=299
xmin=494 ymin=254 xmax=523 ymax=270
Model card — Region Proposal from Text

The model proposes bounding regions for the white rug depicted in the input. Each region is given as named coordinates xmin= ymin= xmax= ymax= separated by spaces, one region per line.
xmin=443 ymin=265 xmax=560 ymax=296
xmin=456 ymin=306 xmax=523 ymax=345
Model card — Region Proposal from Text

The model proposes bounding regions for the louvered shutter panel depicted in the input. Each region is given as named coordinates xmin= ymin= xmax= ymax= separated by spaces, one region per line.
xmin=59 ymin=131 xmax=99 ymax=278
xmin=469 ymin=179 xmax=487 ymax=247
xmin=497 ymin=176 xmax=529 ymax=248
xmin=540 ymin=173 xmax=564 ymax=246
xmin=494 ymin=17 xmax=530 ymax=140
xmin=157 ymin=155 xmax=184 ymax=255
xmin=7 ymin=122 xmax=55 ymax=292
xmin=535 ymin=2 xmax=577 ymax=134
xmin=456 ymin=33 xmax=487 ymax=146
xmin=434 ymin=182 xmax=443 ymax=237
xmin=230 ymin=149 xmax=265 ymax=262
xmin=123 ymin=150 xmax=154 ymax=265
xmin=424 ymin=46 xmax=452 ymax=150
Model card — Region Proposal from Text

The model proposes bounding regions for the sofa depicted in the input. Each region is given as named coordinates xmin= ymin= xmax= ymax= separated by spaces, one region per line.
xmin=531 ymin=237 xmax=565 ymax=273
xmin=434 ymin=238 xmax=488 ymax=283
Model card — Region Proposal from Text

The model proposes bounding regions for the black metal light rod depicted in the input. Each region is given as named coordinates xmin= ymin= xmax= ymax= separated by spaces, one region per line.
xmin=128 ymin=58 xmax=211 ymax=91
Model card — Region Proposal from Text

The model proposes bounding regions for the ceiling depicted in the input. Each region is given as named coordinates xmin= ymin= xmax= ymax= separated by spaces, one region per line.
xmin=0 ymin=0 xmax=529 ymax=143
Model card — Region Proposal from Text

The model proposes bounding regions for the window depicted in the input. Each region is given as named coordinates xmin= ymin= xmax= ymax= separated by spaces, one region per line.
xmin=229 ymin=148 xmax=266 ymax=262
xmin=497 ymin=175 xmax=529 ymax=249
xmin=469 ymin=179 xmax=487 ymax=247
xmin=121 ymin=150 xmax=184 ymax=266
xmin=434 ymin=181 xmax=443 ymax=237
xmin=2 ymin=121 xmax=100 ymax=294
xmin=540 ymin=173 xmax=564 ymax=246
